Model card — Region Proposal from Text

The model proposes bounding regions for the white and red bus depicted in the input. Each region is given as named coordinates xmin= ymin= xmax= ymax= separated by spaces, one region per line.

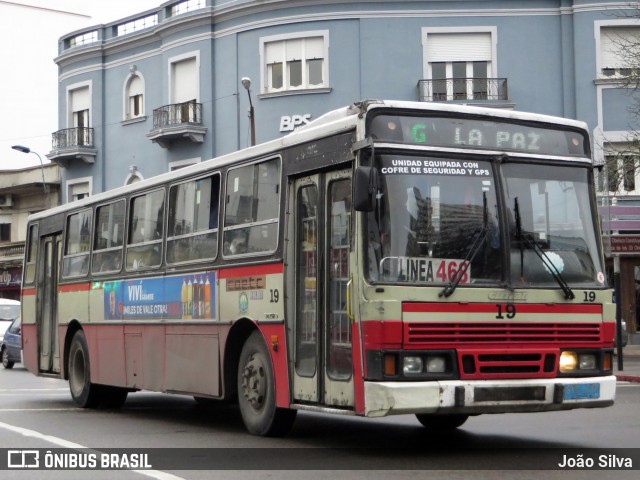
xmin=21 ymin=100 xmax=616 ymax=436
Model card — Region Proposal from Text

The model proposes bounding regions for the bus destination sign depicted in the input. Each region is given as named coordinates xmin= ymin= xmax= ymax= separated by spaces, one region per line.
xmin=368 ymin=114 xmax=587 ymax=156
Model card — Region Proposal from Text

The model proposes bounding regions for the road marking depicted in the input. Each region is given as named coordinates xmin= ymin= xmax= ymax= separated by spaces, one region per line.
xmin=0 ymin=420 xmax=185 ymax=480
xmin=0 ymin=408 xmax=77 ymax=412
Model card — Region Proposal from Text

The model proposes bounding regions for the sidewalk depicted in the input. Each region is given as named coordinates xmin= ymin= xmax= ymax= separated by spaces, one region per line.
xmin=614 ymin=345 xmax=640 ymax=383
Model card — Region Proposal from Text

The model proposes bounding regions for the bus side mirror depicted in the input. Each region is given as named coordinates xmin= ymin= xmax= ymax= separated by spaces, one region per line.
xmin=354 ymin=166 xmax=377 ymax=212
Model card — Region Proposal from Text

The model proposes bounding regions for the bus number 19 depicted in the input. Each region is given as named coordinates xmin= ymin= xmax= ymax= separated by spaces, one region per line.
xmin=270 ymin=289 xmax=280 ymax=303
xmin=496 ymin=303 xmax=517 ymax=319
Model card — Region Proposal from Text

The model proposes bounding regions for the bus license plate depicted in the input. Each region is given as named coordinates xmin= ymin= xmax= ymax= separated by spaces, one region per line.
xmin=563 ymin=383 xmax=600 ymax=400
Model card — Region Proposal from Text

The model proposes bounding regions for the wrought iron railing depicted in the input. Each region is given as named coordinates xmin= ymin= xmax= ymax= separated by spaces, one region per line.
xmin=418 ymin=78 xmax=508 ymax=102
xmin=152 ymin=100 xmax=203 ymax=129
xmin=52 ymin=127 xmax=94 ymax=149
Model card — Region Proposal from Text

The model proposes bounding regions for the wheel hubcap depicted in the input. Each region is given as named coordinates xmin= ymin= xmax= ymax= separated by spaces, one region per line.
xmin=241 ymin=353 xmax=267 ymax=411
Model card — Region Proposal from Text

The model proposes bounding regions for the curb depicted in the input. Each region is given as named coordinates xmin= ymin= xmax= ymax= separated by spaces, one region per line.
xmin=615 ymin=374 xmax=640 ymax=383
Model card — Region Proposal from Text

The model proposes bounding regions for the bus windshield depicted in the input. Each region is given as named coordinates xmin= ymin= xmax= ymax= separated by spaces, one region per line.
xmin=503 ymin=162 xmax=603 ymax=289
xmin=366 ymin=154 xmax=604 ymax=289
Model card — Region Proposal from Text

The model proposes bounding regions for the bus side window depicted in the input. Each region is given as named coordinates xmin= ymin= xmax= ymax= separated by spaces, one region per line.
xmin=223 ymin=158 xmax=280 ymax=257
xmin=126 ymin=189 xmax=164 ymax=270
xmin=92 ymin=200 xmax=125 ymax=275
xmin=167 ymin=174 xmax=220 ymax=265
xmin=62 ymin=209 xmax=92 ymax=278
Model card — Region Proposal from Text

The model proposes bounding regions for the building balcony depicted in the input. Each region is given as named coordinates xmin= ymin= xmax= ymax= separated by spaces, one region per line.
xmin=146 ymin=100 xmax=207 ymax=149
xmin=0 ymin=242 xmax=25 ymax=266
xmin=418 ymin=78 xmax=509 ymax=103
xmin=46 ymin=127 xmax=97 ymax=165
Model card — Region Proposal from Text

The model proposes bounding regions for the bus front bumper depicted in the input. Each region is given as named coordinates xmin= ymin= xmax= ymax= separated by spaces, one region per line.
xmin=363 ymin=376 xmax=616 ymax=417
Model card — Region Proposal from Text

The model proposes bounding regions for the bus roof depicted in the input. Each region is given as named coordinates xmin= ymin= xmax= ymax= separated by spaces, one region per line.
xmin=27 ymin=100 xmax=590 ymax=222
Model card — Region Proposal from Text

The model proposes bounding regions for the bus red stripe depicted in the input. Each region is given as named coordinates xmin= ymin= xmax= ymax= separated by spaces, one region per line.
xmin=58 ymin=282 xmax=92 ymax=293
xmin=403 ymin=302 xmax=602 ymax=315
xmin=217 ymin=263 xmax=283 ymax=279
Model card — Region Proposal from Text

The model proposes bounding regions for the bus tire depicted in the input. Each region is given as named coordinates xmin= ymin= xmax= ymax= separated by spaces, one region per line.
xmin=237 ymin=331 xmax=297 ymax=436
xmin=2 ymin=346 xmax=14 ymax=369
xmin=415 ymin=413 xmax=469 ymax=430
xmin=68 ymin=330 xmax=100 ymax=408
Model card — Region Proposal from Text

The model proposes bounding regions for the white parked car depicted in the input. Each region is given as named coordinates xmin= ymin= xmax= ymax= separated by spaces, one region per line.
xmin=0 ymin=298 xmax=20 ymax=344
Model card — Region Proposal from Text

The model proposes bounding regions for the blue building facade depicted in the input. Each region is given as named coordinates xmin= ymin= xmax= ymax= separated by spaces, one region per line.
xmin=47 ymin=0 xmax=640 ymax=329
xmin=47 ymin=0 xmax=638 ymax=196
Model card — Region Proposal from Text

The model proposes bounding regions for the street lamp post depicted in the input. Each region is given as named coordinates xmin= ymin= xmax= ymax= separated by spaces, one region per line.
xmin=241 ymin=77 xmax=256 ymax=146
xmin=11 ymin=145 xmax=49 ymax=195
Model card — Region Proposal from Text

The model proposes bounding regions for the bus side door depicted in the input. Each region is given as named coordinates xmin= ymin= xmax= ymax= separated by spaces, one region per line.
xmin=37 ymin=234 xmax=62 ymax=374
xmin=289 ymin=170 xmax=354 ymax=408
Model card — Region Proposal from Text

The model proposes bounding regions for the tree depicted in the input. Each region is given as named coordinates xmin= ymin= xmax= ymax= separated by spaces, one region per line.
xmin=600 ymin=6 xmax=640 ymax=193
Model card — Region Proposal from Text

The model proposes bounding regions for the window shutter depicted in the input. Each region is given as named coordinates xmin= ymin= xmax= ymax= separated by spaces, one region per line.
xmin=172 ymin=57 xmax=198 ymax=103
xmin=426 ymin=33 xmax=492 ymax=62
xmin=285 ymin=39 xmax=303 ymax=61
xmin=71 ymin=87 xmax=90 ymax=113
xmin=601 ymin=27 xmax=638 ymax=68
xmin=129 ymin=76 xmax=143 ymax=97
xmin=305 ymin=37 xmax=324 ymax=59
xmin=265 ymin=41 xmax=283 ymax=64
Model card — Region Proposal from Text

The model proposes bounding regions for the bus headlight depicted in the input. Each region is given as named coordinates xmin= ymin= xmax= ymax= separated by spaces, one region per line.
xmin=578 ymin=354 xmax=597 ymax=370
xmin=559 ymin=351 xmax=598 ymax=373
xmin=425 ymin=356 xmax=447 ymax=373
xmin=559 ymin=351 xmax=578 ymax=373
xmin=403 ymin=356 xmax=423 ymax=375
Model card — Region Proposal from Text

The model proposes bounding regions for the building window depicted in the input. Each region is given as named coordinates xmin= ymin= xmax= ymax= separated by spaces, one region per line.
xmin=422 ymin=29 xmax=496 ymax=101
xmin=68 ymin=30 xmax=98 ymax=48
xmin=125 ymin=74 xmax=145 ymax=120
xmin=624 ymin=157 xmax=637 ymax=191
xmin=68 ymin=83 xmax=92 ymax=145
xmin=261 ymin=32 xmax=328 ymax=94
xmin=600 ymin=26 xmax=640 ymax=78
xmin=0 ymin=219 xmax=10 ymax=242
xmin=115 ymin=14 xmax=158 ymax=37
xmin=604 ymin=155 xmax=638 ymax=193
xmin=171 ymin=0 xmax=205 ymax=16
xmin=67 ymin=178 xmax=92 ymax=203
xmin=170 ymin=54 xmax=199 ymax=105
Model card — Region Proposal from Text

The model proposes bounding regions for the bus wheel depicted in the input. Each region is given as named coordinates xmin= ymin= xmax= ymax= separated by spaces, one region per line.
xmin=2 ymin=346 xmax=14 ymax=369
xmin=415 ymin=414 xmax=469 ymax=430
xmin=237 ymin=331 xmax=297 ymax=436
xmin=68 ymin=330 xmax=100 ymax=408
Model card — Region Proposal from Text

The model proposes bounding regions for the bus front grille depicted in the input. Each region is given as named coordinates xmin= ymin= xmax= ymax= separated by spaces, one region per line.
xmin=406 ymin=322 xmax=602 ymax=345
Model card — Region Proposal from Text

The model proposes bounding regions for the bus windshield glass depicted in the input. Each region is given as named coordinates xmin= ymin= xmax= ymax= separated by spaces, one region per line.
xmin=503 ymin=162 xmax=603 ymax=288
xmin=367 ymin=154 xmax=502 ymax=285
xmin=366 ymin=155 xmax=604 ymax=288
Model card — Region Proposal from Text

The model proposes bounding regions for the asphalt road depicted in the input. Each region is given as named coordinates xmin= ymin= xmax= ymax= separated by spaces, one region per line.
xmin=1 ymin=365 xmax=639 ymax=480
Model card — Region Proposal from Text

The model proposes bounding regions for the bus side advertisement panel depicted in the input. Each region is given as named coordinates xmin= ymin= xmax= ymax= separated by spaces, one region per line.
xmin=101 ymin=272 xmax=216 ymax=321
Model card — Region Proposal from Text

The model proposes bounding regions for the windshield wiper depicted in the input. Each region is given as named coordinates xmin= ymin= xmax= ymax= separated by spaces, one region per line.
xmin=513 ymin=197 xmax=575 ymax=300
xmin=440 ymin=193 xmax=488 ymax=298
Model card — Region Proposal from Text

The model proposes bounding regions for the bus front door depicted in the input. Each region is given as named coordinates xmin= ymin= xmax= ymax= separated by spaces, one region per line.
xmin=291 ymin=170 xmax=354 ymax=408
xmin=38 ymin=234 xmax=62 ymax=374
